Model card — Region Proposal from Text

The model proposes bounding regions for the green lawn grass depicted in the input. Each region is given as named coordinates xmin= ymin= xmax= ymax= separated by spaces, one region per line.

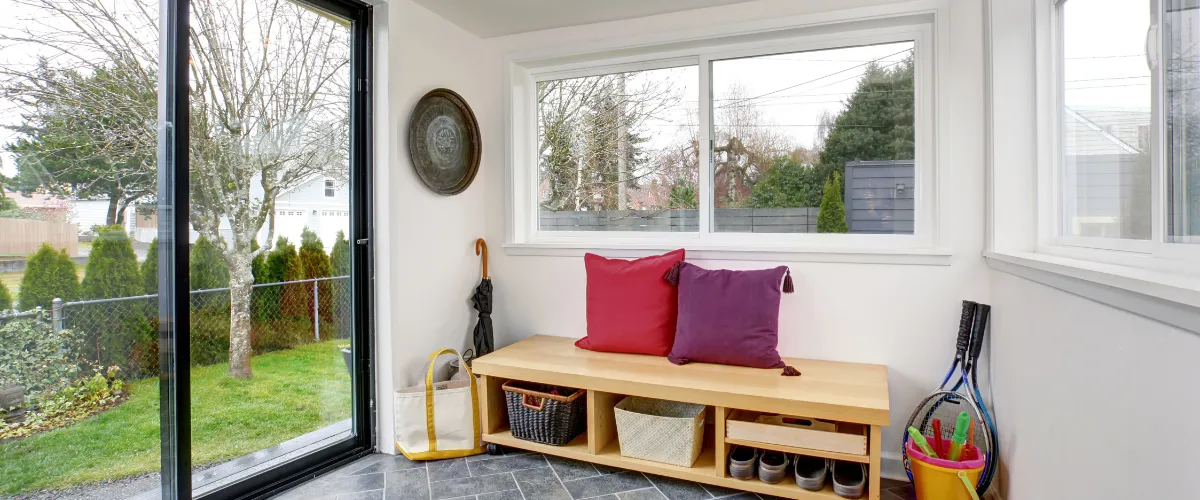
xmin=0 ymin=341 xmax=352 ymax=494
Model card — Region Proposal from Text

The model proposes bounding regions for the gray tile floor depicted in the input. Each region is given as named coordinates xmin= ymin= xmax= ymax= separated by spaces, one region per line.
xmin=271 ymin=449 xmax=917 ymax=500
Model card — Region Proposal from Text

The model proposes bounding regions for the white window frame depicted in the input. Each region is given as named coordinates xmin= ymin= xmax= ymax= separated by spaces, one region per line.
xmin=1034 ymin=0 xmax=1200 ymax=273
xmin=503 ymin=10 xmax=950 ymax=263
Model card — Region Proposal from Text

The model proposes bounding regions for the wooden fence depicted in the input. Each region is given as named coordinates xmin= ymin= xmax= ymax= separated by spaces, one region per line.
xmin=539 ymin=207 xmax=820 ymax=233
xmin=0 ymin=218 xmax=79 ymax=257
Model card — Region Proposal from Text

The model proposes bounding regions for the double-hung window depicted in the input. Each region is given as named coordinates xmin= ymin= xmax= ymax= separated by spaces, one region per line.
xmin=506 ymin=14 xmax=941 ymax=258
xmin=1045 ymin=0 xmax=1200 ymax=266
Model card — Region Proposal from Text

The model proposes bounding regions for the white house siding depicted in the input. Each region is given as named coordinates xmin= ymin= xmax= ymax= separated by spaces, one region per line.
xmin=185 ymin=176 xmax=350 ymax=252
xmin=72 ymin=200 xmax=136 ymax=235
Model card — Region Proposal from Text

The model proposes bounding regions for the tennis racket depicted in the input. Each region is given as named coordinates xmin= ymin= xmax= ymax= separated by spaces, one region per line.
xmin=903 ymin=301 xmax=995 ymax=494
xmin=962 ymin=303 xmax=999 ymax=493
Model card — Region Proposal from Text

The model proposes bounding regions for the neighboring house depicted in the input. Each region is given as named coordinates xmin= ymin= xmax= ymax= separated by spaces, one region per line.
xmin=184 ymin=175 xmax=351 ymax=250
xmin=1062 ymin=107 xmax=1150 ymax=238
xmin=271 ymin=176 xmax=351 ymax=249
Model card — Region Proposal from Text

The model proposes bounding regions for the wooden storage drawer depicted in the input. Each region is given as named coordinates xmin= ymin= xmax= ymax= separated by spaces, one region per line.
xmin=726 ymin=410 xmax=868 ymax=456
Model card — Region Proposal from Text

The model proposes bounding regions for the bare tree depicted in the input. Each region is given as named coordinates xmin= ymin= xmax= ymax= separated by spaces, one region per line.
xmin=1 ymin=0 xmax=350 ymax=379
xmin=188 ymin=0 xmax=349 ymax=378
xmin=537 ymin=70 xmax=686 ymax=211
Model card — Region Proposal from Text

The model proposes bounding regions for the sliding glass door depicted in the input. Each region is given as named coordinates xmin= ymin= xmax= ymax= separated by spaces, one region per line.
xmin=0 ymin=0 xmax=371 ymax=498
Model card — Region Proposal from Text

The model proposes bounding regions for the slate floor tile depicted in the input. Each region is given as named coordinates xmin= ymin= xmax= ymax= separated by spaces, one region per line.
xmin=316 ymin=472 xmax=385 ymax=496
xmin=272 ymin=453 xmax=912 ymax=500
xmin=617 ymin=488 xmax=668 ymax=500
xmin=337 ymin=490 xmax=384 ymax=500
xmin=430 ymin=472 xmax=519 ymax=500
xmin=383 ymin=469 xmax=430 ymax=500
xmin=468 ymin=453 xmax=549 ymax=475
xmin=710 ymin=493 xmax=756 ymax=500
xmin=699 ymin=483 xmax=744 ymax=498
xmin=645 ymin=474 xmax=712 ymax=500
xmin=886 ymin=485 xmax=918 ymax=500
xmin=349 ymin=455 xmax=425 ymax=476
xmin=546 ymin=456 xmax=600 ymax=482
xmin=513 ymin=466 xmax=572 ymax=500
xmin=428 ymin=457 xmax=472 ymax=482
xmin=479 ymin=490 xmax=525 ymax=500
xmin=562 ymin=471 xmax=652 ymax=499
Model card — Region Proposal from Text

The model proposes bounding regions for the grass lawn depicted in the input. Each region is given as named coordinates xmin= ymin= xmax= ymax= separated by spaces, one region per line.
xmin=0 ymin=341 xmax=352 ymax=495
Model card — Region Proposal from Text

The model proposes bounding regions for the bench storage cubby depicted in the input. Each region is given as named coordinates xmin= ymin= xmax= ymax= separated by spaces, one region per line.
xmin=473 ymin=336 xmax=890 ymax=500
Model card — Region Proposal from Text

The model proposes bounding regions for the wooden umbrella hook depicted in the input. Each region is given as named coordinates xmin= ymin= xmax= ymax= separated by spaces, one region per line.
xmin=475 ymin=238 xmax=489 ymax=280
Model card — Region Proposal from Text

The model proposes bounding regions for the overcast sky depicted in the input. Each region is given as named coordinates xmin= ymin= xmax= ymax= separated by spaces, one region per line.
xmin=0 ymin=0 xmax=1165 ymax=178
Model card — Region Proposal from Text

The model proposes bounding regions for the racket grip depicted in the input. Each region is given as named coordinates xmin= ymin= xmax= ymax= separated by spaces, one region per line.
xmin=969 ymin=303 xmax=992 ymax=362
xmin=956 ymin=300 xmax=977 ymax=356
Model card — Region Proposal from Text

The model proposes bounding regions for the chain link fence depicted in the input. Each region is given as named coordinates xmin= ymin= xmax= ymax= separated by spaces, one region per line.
xmin=0 ymin=277 xmax=351 ymax=380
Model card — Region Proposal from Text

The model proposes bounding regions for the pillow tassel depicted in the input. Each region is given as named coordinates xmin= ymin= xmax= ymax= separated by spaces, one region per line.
xmin=782 ymin=365 xmax=801 ymax=377
xmin=663 ymin=261 xmax=683 ymax=286
xmin=782 ymin=268 xmax=794 ymax=294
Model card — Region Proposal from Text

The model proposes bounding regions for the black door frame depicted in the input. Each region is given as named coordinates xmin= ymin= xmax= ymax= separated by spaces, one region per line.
xmin=157 ymin=0 xmax=375 ymax=498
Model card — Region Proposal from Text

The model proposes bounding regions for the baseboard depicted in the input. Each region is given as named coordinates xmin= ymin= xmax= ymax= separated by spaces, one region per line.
xmin=880 ymin=451 xmax=907 ymax=481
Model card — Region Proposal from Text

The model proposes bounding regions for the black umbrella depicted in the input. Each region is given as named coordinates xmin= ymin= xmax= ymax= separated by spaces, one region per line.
xmin=472 ymin=239 xmax=494 ymax=358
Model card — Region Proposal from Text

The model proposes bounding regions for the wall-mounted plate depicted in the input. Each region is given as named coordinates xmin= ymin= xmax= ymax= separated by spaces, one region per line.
xmin=407 ymin=88 xmax=481 ymax=195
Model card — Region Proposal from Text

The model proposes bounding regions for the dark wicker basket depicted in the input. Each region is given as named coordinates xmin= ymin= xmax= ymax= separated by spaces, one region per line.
xmin=502 ymin=380 xmax=586 ymax=446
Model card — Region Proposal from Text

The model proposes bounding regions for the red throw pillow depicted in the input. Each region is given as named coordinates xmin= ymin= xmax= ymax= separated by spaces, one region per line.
xmin=576 ymin=249 xmax=685 ymax=356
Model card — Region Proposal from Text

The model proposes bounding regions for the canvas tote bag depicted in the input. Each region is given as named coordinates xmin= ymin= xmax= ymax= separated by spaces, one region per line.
xmin=394 ymin=349 xmax=485 ymax=460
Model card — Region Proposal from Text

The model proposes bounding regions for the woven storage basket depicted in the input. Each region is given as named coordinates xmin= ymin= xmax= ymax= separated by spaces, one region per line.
xmin=614 ymin=396 xmax=706 ymax=467
xmin=502 ymin=380 xmax=586 ymax=446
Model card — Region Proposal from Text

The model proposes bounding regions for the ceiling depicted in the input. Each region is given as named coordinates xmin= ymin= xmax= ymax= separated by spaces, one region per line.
xmin=410 ymin=0 xmax=760 ymax=38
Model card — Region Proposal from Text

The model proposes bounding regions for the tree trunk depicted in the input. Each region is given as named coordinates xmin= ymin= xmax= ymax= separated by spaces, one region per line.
xmin=227 ymin=253 xmax=254 ymax=379
xmin=616 ymin=74 xmax=628 ymax=210
xmin=105 ymin=195 xmax=121 ymax=226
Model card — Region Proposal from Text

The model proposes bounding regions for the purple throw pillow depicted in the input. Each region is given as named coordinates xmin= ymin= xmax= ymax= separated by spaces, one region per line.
xmin=665 ymin=262 xmax=796 ymax=371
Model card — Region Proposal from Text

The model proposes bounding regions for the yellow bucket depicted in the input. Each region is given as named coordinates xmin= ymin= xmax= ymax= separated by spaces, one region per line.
xmin=907 ymin=438 xmax=985 ymax=500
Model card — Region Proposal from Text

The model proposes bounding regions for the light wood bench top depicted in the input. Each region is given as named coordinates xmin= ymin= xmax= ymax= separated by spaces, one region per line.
xmin=472 ymin=335 xmax=890 ymax=426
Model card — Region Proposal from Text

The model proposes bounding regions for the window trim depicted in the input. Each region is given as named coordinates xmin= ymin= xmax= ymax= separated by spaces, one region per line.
xmin=504 ymin=7 xmax=950 ymax=264
xmin=1035 ymin=0 xmax=1200 ymax=263
xmin=986 ymin=0 xmax=1200 ymax=332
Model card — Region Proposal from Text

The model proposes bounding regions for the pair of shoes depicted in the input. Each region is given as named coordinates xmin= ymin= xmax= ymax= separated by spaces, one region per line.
xmin=728 ymin=446 xmax=757 ymax=480
xmin=758 ymin=451 xmax=789 ymax=484
xmin=793 ymin=456 xmax=866 ymax=499
xmin=726 ymin=447 xmax=789 ymax=484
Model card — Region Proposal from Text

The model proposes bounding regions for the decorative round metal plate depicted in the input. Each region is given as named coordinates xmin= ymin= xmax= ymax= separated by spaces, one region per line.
xmin=407 ymin=88 xmax=481 ymax=195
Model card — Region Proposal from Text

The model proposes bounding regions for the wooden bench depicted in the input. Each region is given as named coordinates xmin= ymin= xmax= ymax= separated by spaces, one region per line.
xmin=472 ymin=335 xmax=890 ymax=500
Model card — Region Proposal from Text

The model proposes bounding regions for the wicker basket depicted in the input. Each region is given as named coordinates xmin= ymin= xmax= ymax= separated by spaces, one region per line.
xmin=503 ymin=380 xmax=586 ymax=446
xmin=614 ymin=396 xmax=706 ymax=467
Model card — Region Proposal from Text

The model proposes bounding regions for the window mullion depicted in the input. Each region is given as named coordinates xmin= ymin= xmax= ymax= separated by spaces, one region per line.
xmin=1150 ymin=0 xmax=1166 ymax=252
xmin=698 ymin=55 xmax=713 ymax=238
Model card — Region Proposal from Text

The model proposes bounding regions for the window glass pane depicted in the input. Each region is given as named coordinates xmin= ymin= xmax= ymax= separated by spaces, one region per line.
xmin=0 ymin=0 xmax=163 ymax=497
xmin=188 ymin=0 xmax=354 ymax=492
xmin=537 ymin=66 xmax=699 ymax=232
xmin=710 ymin=42 xmax=916 ymax=234
xmin=1060 ymin=0 xmax=1152 ymax=240
xmin=1166 ymin=0 xmax=1200 ymax=242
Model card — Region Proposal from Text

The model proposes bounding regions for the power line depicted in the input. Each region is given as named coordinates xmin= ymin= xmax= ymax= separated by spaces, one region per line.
xmin=715 ymin=47 xmax=913 ymax=109
xmin=1065 ymin=75 xmax=1149 ymax=83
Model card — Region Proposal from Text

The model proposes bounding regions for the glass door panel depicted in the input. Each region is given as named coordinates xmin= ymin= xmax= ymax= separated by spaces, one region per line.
xmin=185 ymin=0 xmax=361 ymax=495
xmin=0 ymin=0 xmax=164 ymax=498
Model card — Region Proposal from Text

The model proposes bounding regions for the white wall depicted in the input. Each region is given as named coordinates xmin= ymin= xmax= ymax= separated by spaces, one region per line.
xmin=988 ymin=271 xmax=1200 ymax=499
xmin=373 ymin=0 xmax=494 ymax=453
xmin=480 ymin=0 xmax=988 ymax=477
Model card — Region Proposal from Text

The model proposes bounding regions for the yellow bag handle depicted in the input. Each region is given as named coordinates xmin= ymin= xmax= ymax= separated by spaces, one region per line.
xmin=420 ymin=349 xmax=481 ymax=453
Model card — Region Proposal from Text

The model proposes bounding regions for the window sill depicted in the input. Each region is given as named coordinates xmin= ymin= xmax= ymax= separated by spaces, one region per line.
xmin=984 ymin=250 xmax=1200 ymax=335
xmin=504 ymin=241 xmax=953 ymax=265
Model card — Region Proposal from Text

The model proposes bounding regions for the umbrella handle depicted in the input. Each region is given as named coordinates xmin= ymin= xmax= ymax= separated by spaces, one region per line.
xmin=475 ymin=238 xmax=489 ymax=280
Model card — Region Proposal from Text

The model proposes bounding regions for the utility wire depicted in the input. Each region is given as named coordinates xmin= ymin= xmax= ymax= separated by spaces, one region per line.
xmin=715 ymin=47 xmax=913 ymax=109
